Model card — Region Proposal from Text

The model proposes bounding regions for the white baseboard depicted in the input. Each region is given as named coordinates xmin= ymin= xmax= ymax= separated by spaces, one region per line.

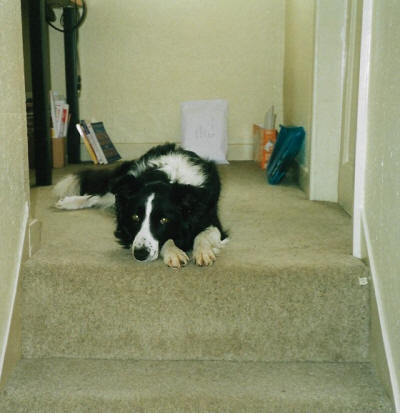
xmin=361 ymin=209 xmax=399 ymax=411
xmin=80 ymin=142 xmax=254 ymax=162
xmin=299 ymin=164 xmax=310 ymax=197
xmin=28 ymin=219 xmax=41 ymax=257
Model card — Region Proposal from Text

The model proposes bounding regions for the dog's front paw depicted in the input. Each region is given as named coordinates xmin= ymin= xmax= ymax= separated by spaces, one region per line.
xmin=193 ymin=244 xmax=216 ymax=266
xmin=161 ymin=240 xmax=189 ymax=268
xmin=193 ymin=226 xmax=227 ymax=267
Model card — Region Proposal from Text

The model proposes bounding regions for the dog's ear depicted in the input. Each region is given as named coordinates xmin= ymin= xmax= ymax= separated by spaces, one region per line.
xmin=109 ymin=175 xmax=137 ymax=199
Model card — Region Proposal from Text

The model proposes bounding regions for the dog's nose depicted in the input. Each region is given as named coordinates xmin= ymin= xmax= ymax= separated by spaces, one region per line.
xmin=133 ymin=247 xmax=150 ymax=261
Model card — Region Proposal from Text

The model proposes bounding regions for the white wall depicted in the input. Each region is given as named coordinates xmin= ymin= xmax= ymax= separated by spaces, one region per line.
xmin=0 ymin=1 xmax=29 ymax=386
xmin=49 ymin=0 xmax=285 ymax=160
xmin=362 ymin=0 xmax=400 ymax=407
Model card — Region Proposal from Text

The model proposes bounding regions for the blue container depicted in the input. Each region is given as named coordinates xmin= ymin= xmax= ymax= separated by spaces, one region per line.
xmin=267 ymin=125 xmax=305 ymax=185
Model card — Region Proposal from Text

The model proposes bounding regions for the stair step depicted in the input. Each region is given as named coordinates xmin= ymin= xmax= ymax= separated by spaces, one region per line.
xmin=21 ymin=256 xmax=369 ymax=361
xmin=0 ymin=359 xmax=393 ymax=413
xmin=21 ymin=163 xmax=370 ymax=362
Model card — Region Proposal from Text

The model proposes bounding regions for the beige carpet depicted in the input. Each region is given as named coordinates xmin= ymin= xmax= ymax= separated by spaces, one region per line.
xmin=0 ymin=161 xmax=393 ymax=412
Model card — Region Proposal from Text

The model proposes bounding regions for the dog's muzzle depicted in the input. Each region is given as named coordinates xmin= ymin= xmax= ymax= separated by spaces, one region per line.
xmin=133 ymin=246 xmax=152 ymax=261
xmin=132 ymin=243 xmax=159 ymax=262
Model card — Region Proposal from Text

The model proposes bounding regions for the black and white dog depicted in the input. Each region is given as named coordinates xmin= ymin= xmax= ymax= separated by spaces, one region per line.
xmin=54 ymin=143 xmax=228 ymax=268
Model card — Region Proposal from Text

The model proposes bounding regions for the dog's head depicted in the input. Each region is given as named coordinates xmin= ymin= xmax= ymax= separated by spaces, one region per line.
xmin=111 ymin=174 xmax=195 ymax=262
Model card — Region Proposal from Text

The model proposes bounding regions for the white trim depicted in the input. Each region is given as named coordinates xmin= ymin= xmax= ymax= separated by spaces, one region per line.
xmin=353 ymin=0 xmax=373 ymax=259
xmin=309 ymin=0 xmax=348 ymax=201
xmin=361 ymin=209 xmax=400 ymax=411
xmin=298 ymin=164 xmax=310 ymax=196
xmin=28 ymin=218 xmax=42 ymax=257
xmin=0 ymin=201 xmax=29 ymax=379
xmin=309 ymin=3 xmax=320 ymax=200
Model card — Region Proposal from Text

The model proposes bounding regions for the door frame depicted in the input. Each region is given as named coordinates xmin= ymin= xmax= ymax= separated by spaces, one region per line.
xmin=352 ymin=0 xmax=373 ymax=260
xmin=337 ymin=0 xmax=363 ymax=217
xmin=309 ymin=0 xmax=347 ymax=203
xmin=308 ymin=0 xmax=367 ymax=259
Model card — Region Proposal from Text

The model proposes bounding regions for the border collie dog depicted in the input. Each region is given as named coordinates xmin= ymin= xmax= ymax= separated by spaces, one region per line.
xmin=54 ymin=143 xmax=228 ymax=268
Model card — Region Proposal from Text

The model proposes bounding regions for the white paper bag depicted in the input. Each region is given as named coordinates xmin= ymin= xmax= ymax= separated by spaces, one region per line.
xmin=181 ymin=99 xmax=229 ymax=164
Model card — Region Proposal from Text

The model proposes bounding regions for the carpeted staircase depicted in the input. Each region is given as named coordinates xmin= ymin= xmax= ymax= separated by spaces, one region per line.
xmin=0 ymin=162 xmax=394 ymax=412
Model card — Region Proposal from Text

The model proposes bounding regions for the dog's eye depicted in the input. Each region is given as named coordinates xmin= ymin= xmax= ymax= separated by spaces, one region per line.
xmin=132 ymin=214 xmax=140 ymax=222
xmin=160 ymin=217 xmax=169 ymax=224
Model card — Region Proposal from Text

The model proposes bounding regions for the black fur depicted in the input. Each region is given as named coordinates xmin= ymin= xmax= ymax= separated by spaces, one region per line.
xmin=75 ymin=143 xmax=227 ymax=254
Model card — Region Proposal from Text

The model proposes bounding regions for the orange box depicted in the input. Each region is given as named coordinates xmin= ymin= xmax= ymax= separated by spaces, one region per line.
xmin=253 ymin=124 xmax=277 ymax=169
xmin=52 ymin=137 xmax=67 ymax=168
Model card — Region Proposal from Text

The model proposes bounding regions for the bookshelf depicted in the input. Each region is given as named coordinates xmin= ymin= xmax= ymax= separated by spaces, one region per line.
xmin=28 ymin=0 xmax=82 ymax=185
xmin=29 ymin=0 xmax=52 ymax=185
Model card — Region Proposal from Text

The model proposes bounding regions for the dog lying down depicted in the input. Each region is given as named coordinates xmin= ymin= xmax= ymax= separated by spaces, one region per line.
xmin=54 ymin=143 xmax=228 ymax=268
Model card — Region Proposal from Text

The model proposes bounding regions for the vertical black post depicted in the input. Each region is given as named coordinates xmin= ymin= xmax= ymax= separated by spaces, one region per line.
xmin=64 ymin=6 xmax=81 ymax=163
xmin=29 ymin=0 xmax=52 ymax=185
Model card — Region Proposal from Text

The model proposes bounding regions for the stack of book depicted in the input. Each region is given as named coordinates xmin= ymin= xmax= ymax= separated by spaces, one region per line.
xmin=76 ymin=120 xmax=121 ymax=164
xmin=49 ymin=91 xmax=70 ymax=138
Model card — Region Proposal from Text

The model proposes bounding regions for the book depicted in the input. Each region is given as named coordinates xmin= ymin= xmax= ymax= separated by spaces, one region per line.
xmin=49 ymin=91 xmax=57 ymax=133
xmin=90 ymin=121 xmax=121 ymax=164
xmin=76 ymin=123 xmax=98 ymax=164
xmin=49 ymin=91 xmax=70 ymax=137
xmin=56 ymin=103 xmax=69 ymax=138
xmin=81 ymin=120 xmax=106 ymax=164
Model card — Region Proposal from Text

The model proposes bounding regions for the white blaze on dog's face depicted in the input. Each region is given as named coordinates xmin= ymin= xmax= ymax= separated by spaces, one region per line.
xmin=132 ymin=193 xmax=159 ymax=262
